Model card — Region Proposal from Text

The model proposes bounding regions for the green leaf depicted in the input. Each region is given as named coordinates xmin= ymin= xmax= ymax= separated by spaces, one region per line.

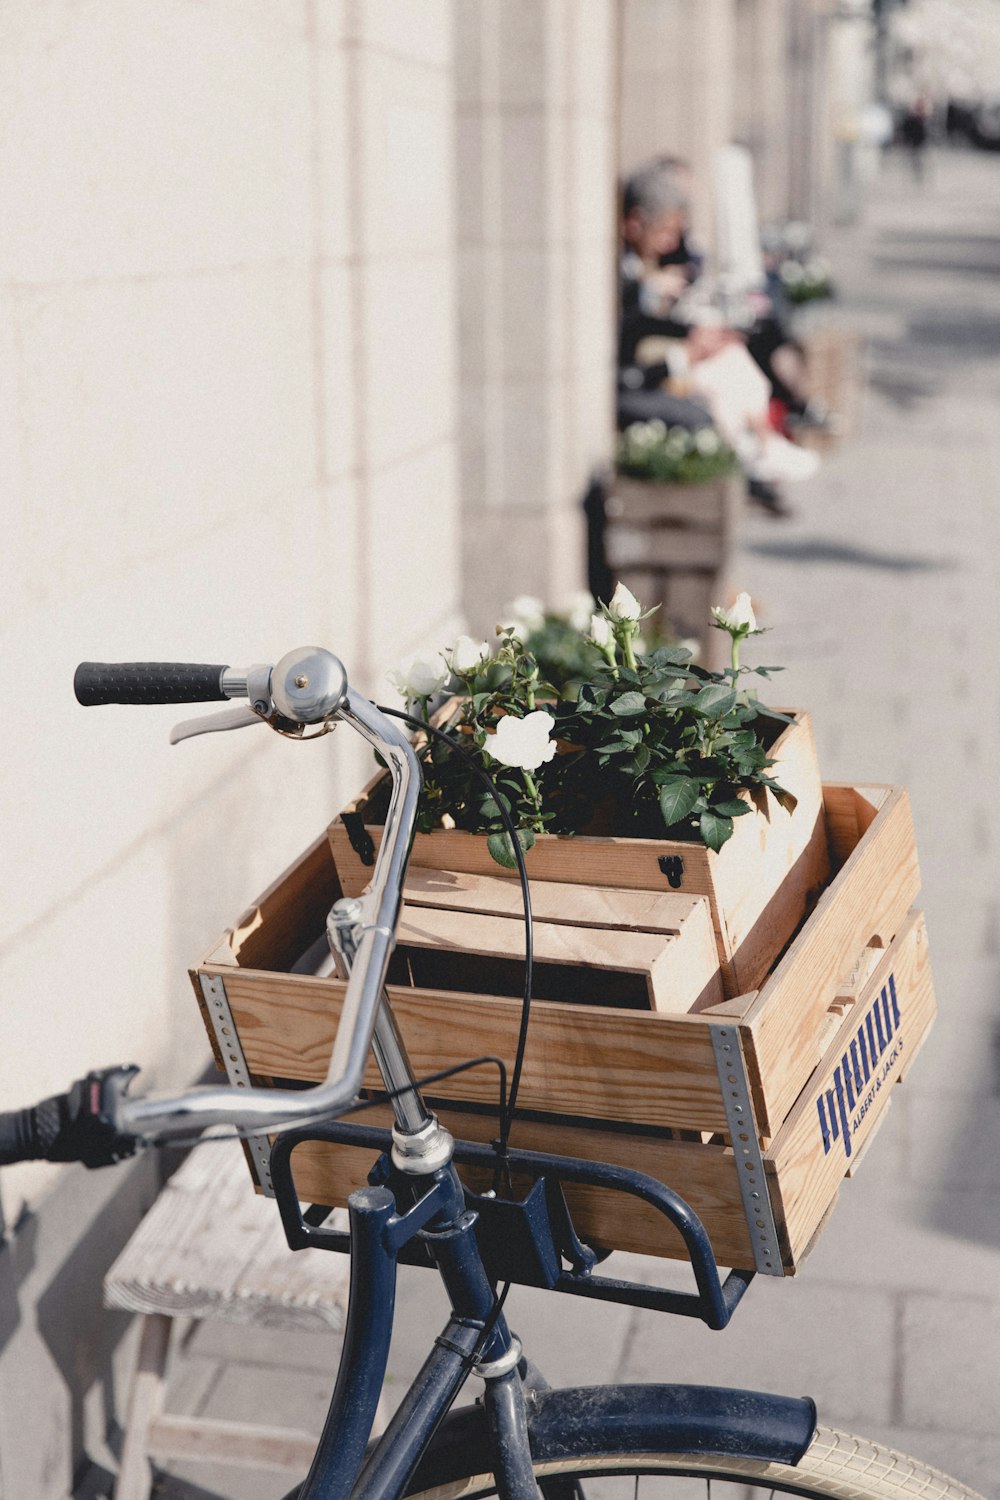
xmin=647 ymin=646 xmax=694 ymax=668
xmin=632 ymin=744 xmax=652 ymax=774
xmin=700 ymin=809 xmax=735 ymax=852
xmin=694 ymin=684 xmax=738 ymax=717
xmin=649 ymin=762 xmax=688 ymax=783
xmin=711 ymin=798 xmax=752 ymax=817
xmin=478 ymin=788 xmax=515 ymax=820
xmin=657 ymin=777 xmax=701 ymax=827
xmin=753 ymin=703 xmax=795 ymax=725
xmin=770 ymin=785 xmax=798 ymax=815
xmin=609 ymin=691 xmax=647 ymax=717
xmin=487 ymin=828 xmax=536 ymax=869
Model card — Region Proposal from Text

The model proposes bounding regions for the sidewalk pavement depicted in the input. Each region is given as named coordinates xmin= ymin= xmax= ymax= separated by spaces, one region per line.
xmin=91 ymin=147 xmax=1000 ymax=1500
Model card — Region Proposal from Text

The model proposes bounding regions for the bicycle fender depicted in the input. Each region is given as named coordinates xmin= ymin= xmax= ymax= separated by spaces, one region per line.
xmin=406 ymin=1384 xmax=818 ymax=1491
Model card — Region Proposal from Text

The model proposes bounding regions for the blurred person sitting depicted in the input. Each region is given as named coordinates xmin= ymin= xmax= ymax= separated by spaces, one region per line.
xmin=618 ymin=159 xmax=818 ymax=512
xmin=618 ymin=160 xmax=716 ymax=433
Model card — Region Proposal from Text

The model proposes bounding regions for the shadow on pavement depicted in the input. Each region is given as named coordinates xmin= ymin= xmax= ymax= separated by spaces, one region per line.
xmin=745 ymin=536 xmax=956 ymax=573
xmin=906 ymin=311 xmax=1000 ymax=354
xmin=865 ymin=366 xmax=940 ymax=408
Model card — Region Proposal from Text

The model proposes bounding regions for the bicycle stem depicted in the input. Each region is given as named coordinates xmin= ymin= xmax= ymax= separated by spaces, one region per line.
xmin=116 ymin=688 xmax=424 ymax=1144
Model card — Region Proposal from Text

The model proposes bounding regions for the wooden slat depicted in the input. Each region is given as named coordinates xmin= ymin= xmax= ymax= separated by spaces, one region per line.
xmin=217 ymin=968 xmax=730 ymax=1133
xmin=610 ymin=474 xmax=741 ymax=530
xmin=823 ymin=782 xmax=889 ymax=866
xmin=146 ymin=1414 xmax=320 ymax=1471
xmin=741 ymin=785 xmax=921 ymax=1137
xmin=402 ymin=867 xmax=704 ymax=933
xmin=766 ymin=910 xmax=934 ymax=1263
xmin=114 ymin=1314 xmax=171 ymax=1500
xmin=396 ymin=891 xmax=723 ymax=1014
xmin=104 ymin=1142 xmax=348 ymax=1331
xmin=607 ymin=526 xmax=723 ymax=570
xmin=285 ymin=1104 xmax=754 ymax=1268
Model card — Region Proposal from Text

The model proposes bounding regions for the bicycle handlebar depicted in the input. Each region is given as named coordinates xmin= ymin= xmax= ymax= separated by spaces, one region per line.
xmin=4 ymin=649 xmax=424 ymax=1160
xmin=0 ymin=1067 xmax=140 ymax=1168
xmin=74 ymin=662 xmax=229 ymax=706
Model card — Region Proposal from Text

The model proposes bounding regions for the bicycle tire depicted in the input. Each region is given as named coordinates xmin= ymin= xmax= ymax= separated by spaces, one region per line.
xmin=402 ymin=1392 xmax=986 ymax=1500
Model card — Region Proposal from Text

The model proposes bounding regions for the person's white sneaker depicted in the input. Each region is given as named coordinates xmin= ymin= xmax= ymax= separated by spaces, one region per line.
xmin=737 ymin=431 xmax=820 ymax=483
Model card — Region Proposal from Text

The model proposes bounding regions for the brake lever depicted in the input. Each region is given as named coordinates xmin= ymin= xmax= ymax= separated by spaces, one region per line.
xmin=169 ymin=705 xmax=264 ymax=744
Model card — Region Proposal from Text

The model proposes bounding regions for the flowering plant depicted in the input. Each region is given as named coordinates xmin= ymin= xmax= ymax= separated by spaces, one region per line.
xmin=617 ymin=420 xmax=739 ymax=485
xmin=778 ymin=256 xmax=833 ymax=304
xmin=396 ymin=586 xmax=795 ymax=869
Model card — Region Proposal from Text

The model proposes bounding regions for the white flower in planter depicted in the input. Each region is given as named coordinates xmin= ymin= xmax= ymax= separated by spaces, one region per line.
xmin=608 ymin=581 xmax=642 ymax=622
xmin=711 ymin=592 xmax=761 ymax=636
xmin=487 ymin=710 xmax=557 ymax=771
xmin=588 ymin=612 xmax=613 ymax=648
xmin=694 ymin=427 xmax=721 ymax=456
xmin=449 ymin=635 xmax=491 ymax=677
xmin=563 ymin=589 xmax=597 ymax=632
xmin=388 ymin=652 xmax=449 ymax=700
xmin=501 ymin=594 xmax=546 ymax=636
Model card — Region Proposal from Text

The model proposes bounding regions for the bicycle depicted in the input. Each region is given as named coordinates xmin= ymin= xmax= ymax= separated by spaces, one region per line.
xmin=0 ymin=646 xmax=985 ymax=1500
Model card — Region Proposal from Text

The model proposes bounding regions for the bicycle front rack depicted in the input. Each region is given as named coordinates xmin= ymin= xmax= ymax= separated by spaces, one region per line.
xmin=269 ymin=1122 xmax=754 ymax=1331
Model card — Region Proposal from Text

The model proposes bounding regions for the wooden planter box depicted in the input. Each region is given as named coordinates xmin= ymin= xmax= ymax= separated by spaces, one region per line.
xmin=192 ymin=782 xmax=931 ymax=1276
xmin=605 ymin=473 xmax=742 ymax=656
xmin=328 ymin=709 xmax=830 ymax=1000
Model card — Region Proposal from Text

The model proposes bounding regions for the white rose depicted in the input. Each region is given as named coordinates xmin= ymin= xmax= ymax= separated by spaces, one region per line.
xmin=588 ymin=612 xmax=613 ymax=648
xmin=503 ymin=594 xmax=545 ymax=632
xmin=694 ymin=427 xmax=720 ymax=456
xmin=449 ymin=634 xmax=490 ymax=676
xmin=487 ymin=710 xmax=557 ymax=771
xmin=608 ymin=581 xmax=642 ymax=622
xmin=563 ymin=589 xmax=596 ymax=632
xmin=387 ymin=652 xmax=449 ymax=700
xmin=711 ymin=592 xmax=758 ymax=634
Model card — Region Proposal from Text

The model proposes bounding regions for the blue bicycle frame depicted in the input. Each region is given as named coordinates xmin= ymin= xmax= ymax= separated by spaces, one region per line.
xmin=270 ymin=1125 xmax=817 ymax=1500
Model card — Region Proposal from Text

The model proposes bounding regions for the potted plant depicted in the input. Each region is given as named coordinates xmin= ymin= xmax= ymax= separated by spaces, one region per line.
xmin=330 ymin=588 xmax=830 ymax=995
xmin=608 ymin=422 xmax=743 ymax=656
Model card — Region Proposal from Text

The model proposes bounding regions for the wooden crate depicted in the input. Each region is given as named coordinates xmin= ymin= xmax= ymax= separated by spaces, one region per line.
xmin=192 ymin=783 xmax=931 ymax=1275
xmin=328 ymin=709 xmax=830 ymax=999
xmin=395 ymin=869 xmax=724 ymax=1015
xmin=604 ymin=474 xmax=742 ymax=656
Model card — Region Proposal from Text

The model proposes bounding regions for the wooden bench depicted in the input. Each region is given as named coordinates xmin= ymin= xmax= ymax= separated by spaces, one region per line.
xmin=104 ymin=1141 xmax=357 ymax=1498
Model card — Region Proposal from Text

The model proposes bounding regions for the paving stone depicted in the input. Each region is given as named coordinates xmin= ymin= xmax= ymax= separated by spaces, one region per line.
xmin=901 ymin=1292 xmax=1000 ymax=1435
xmin=840 ymin=1422 xmax=1000 ymax=1500
xmin=616 ymin=1279 xmax=897 ymax=1428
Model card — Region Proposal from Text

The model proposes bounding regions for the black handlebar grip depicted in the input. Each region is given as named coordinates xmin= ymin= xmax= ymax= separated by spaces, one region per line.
xmin=0 ymin=1100 xmax=62 ymax=1165
xmin=74 ymin=661 xmax=229 ymax=706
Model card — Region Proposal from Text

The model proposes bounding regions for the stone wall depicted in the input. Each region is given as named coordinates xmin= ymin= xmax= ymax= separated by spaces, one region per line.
xmin=454 ymin=0 xmax=617 ymax=632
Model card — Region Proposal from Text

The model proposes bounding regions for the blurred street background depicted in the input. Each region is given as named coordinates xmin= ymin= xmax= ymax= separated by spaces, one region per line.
xmin=3 ymin=2 xmax=1000 ymax=1497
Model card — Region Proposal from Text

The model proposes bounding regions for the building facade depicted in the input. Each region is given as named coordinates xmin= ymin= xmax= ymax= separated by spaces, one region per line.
xmin=0 ymin=2 xmax=868 ymax=1491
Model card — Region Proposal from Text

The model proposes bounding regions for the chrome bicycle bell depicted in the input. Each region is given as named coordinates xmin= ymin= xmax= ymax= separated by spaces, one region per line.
xmin=271 ymin=647 xmax=349 ymax=725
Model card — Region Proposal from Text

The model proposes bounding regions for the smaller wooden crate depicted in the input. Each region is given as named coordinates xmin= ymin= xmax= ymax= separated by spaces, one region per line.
xmin=604 ymin=474 xmax=742 ymax=655
xmin=193 ymin=783 xmax=931 ymax=1276
xmin=394 ymin=870 xmax=723 ymax=1014
xmin=328 ymin=709 xmax=830 ymax=1000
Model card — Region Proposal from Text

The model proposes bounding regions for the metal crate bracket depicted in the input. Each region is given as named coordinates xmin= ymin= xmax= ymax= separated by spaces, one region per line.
xmin=709 ymin=1023 xmax=783 ymax=1276
xmin=199 ymin=973 xmax=274 ymax=1197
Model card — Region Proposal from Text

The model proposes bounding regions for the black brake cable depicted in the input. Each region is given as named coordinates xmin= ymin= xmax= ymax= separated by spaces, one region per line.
xmin=156 ymin=1055 xmax=509 ymax=1154
xmin=375 ymin=704 xmax=535 ymax=1193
